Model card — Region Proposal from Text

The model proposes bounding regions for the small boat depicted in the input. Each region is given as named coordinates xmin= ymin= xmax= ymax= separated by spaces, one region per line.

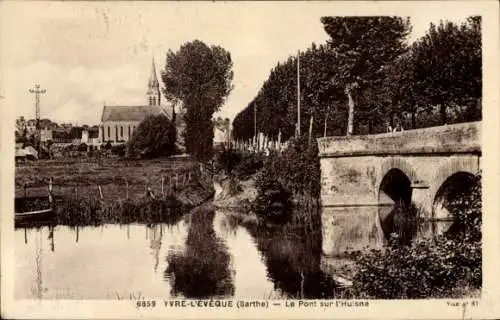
xmin=15 ymin=178 xmax=55 ymax=227
xmin=15 ymin=196 xmax=55 ymax=226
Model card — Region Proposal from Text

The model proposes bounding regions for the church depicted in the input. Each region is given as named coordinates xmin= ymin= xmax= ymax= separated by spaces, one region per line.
xmin=99 ymin=58 xmax=178 ymax=145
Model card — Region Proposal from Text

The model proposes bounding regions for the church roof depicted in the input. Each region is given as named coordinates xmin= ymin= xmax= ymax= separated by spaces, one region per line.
xmin=101 ymin=105 xmax=166 ymax=122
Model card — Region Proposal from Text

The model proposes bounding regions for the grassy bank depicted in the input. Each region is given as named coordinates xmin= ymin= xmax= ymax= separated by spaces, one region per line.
xmin=15 ymin=157 xmax=214 ymax=227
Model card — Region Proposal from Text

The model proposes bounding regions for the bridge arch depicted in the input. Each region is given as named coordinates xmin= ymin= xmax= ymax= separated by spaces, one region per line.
xmin=377 ymin=158 xmax=420 ymax=205
xmin=430 ymin=158 xmax=480 ymax=234
xmin=430 ymin=157 xmax=480 ymax=203
xmin=379 ymin=158 xmax=420 ymax=188
xmin=377 ymin=168 xmax=415 ymax=242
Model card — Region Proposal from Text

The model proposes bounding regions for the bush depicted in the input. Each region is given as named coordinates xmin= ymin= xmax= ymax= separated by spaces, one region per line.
xmin=278 ymin=135 xmax=321 ymax=198
xmin=254 ymin=165 xmax=292 ymax=222
xmin=103 ymin=141 xmax=112 ymax=150
xmin=252 ymin=136 xmax=320 ymax=222
xmin=214 ymin=147 xmax=264 ymax=179
xmin=111 ymin=144 xmax=126 ymax=157
xmin=233 ymin=151 xmax=265 ymax=179
xmin=214 ymin=147 xmax=242 ymax=175
xmin=128 ymin=114 xmax=176 ymax=158
xmin=348 ymin=173 xmax=482 ymax=298
xmin=77 ymin=143 xmax=88 ymax=152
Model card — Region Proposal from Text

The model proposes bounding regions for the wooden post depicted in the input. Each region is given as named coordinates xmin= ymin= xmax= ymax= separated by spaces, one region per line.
xmin=24 ymin=184 xmax=27 ymax=198
xmin=324 ymin=113 xmax=328 ymax=137
xmin=125 ymin=179 xmax=129 ymax=200
xmin=175 ymin=173 xmax=178 ymax=189
xmin=48 ymin=177 xmax=53 ymax=204
xmin=308 ymin=115 xmax=314 ymax=146
xmin=98 ymin=185 xmax=104 ymax=200
xmin=161 ymin=177 xmax=164 ymax=197
xmin=75 ymin=186 xmax=78 ymax=199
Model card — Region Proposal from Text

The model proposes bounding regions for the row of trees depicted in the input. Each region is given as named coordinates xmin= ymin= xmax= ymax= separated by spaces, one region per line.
xmin=232 ymin=16 xmax=481 ymax=141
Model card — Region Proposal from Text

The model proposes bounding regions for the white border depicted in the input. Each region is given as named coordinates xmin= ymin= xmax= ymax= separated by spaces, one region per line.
xmin=1 ymin=1 xmax=499 ymax=319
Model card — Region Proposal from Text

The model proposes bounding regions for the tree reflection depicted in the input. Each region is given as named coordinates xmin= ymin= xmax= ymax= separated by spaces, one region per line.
xmin=244 ymin=208 xmax=339 ymax=299
xmin=165 ymin=207 xmax=234 ymax=298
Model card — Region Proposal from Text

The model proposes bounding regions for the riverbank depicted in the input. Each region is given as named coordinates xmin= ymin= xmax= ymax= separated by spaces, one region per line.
xmin=15 ymin=157 xmax=214 ymax=226
xmin=213 ymin=175 xmax=257 ymax=210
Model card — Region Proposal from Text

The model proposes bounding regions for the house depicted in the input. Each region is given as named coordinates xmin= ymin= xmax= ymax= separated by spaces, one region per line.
xmin=40 ymin=128 xmax=53 ymax=142
xmin=81 ymin=128 xmax=100 ymax=149
xmin=52 ymin=129 xmax=72 ymax=144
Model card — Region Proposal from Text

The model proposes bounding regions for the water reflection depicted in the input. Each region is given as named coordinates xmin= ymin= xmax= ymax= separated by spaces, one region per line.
xmin=16 ymin=205 xmax=346 ymax=299
xmin=148 ymin=225 xmax=163 ymax=273
xmin=165 ymin=205 xmax=235 ymax=298
xmin=238 ymin=209 xmax=340 ymax=299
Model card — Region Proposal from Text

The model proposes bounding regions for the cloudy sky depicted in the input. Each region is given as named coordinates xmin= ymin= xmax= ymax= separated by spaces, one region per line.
xmin=0 ymin=1 xmax=476 ymax=125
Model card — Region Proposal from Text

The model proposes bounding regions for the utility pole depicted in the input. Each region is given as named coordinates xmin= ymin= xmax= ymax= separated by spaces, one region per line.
xmin=296 ymin=50 xmax=301 ymax=137
xmin=29 ymin=84 xmax=46 ymax=155
xmin=254 ymin=102 xmax=257 ymax=150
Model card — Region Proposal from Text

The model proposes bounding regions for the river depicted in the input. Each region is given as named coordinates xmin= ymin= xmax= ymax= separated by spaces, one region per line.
xmin=15 ymin=204 xmax=345 ymax=300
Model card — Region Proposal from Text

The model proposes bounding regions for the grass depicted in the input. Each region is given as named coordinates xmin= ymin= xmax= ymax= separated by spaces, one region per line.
xmin=16 ymin=157 xmax=200 ymax=197
xmin=15 ymin=156 xmax=214 ymax=227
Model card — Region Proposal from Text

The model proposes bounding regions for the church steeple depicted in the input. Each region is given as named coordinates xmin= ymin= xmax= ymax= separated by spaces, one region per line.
xmin=146 ymin=57 xmax=161 ymax=106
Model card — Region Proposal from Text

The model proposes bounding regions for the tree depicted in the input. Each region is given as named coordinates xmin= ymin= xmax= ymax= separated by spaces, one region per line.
xmin=320 ymin=16 xmax=412 ymax=135
xmin=162 ymin=40 xmax=234 ymax=161
xmin=127 ymin=114 xmax=176 ymax=158
xmin=69 ymin=126 xmax=84 ymax=140
xmin=412 ymin=17 xmax=482 ymax=125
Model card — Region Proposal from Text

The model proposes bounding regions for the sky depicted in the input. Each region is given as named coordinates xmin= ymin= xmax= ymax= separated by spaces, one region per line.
xmin=0 ymin=1 xmax=476 ymax=126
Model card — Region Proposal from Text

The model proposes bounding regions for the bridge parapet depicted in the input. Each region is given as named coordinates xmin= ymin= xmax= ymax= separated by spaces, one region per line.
xmin=317 ymin=121 xmax=481 ymax=158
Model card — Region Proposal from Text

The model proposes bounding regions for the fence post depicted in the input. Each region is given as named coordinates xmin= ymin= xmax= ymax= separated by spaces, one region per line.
xmin=98 ymin=185 xmax=104 ymax=201
xmin=161 ymin=176 xmax=165 ymax=197
xmin=125 ymin=179 xmax=129 ymax=200
xmin=48 ymin=177 xmax=53 ymax=204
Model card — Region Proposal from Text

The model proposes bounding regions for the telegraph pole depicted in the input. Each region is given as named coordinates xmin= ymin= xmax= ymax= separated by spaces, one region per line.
xmin=254 ymin=102 xmax=257 ymax=149
xmin=29 ymin=84 xmax=46 ymax=155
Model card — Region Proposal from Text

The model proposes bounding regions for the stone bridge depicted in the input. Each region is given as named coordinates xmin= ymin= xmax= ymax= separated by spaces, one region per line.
xmin=317 ymin=122 xmax=481 ymax=256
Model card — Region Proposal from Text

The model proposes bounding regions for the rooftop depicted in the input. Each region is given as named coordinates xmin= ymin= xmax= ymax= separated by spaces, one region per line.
xmin=101 ymin=105 xmax=166 ymax=122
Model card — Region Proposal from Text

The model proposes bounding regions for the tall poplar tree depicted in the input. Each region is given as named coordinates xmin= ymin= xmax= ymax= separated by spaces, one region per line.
xmin=162 ymin=40 xmax=234 ymax=160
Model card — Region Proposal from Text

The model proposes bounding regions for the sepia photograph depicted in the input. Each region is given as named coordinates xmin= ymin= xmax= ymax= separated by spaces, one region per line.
xmin=0 ymin=1 xmax=499 ymax=319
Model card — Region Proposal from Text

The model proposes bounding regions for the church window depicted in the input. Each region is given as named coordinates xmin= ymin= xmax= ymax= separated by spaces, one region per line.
xmin=120 ymin=126 xmax=123 ymax=137
xmin=115 ymin=125 xmax=118 ymax=141
xmin=149 ymin=96 xmax=153 ymax=106
xmin=107 ymin=126 xmax=110 ymax=139
xmin=128 ymin=126 xmax=131 ymax=138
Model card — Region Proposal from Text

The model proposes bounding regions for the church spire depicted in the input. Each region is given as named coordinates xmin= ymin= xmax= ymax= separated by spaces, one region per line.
xmin=148 ymin=57 xmax=159 ymax=88
xmin=147 ymin=57 xmax=160 ymax=106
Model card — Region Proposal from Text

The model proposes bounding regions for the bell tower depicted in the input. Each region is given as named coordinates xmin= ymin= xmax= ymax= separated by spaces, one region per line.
xmin=146 ymin=57 xmax=161 ymax=106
